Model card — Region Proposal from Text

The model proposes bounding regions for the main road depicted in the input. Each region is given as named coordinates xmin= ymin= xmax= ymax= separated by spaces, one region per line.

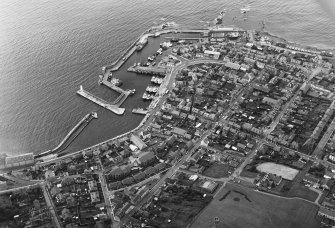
xmin=41 ymin=183 xmax=62 ymax=228
xmin=264 ymin=67 xmax=322 ymax=135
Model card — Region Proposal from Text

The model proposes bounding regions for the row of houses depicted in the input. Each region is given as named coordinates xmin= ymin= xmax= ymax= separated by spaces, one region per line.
xmin=108 ymin=163 xmax=166 ymax=190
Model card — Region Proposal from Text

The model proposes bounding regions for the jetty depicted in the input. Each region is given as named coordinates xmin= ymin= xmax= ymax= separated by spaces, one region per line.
xmin=77 ymin=86 xmax=125 ymax=115
xmin=132 ymin=108 xmax=148 ymax=115
xmin=35 ymin=112 xmax=97 ymax=159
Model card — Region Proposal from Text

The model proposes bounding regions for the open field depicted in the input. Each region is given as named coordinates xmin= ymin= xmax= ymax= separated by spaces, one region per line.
xmin=256 ymin=162 xmax=299 ymax=180
xmin=202 ymin=163 xmax=233 ymax=178
xmin=147 ymin=186 xmax=212 ymax=228
xmin=191 ymin=183 xmax=321 ymax=228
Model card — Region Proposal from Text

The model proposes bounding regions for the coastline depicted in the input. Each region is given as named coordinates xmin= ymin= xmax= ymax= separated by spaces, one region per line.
xmin=261 ymin=30 xmax=335 ymax=52
xmin=37 ymin=24 xmax=332 ymax=164
xmin=6 ymin=22 xmax=332 ymax=167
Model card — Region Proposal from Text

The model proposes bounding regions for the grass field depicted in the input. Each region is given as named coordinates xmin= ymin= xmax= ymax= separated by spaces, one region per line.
xmin=240 ymin=170 xmax=259 ymax=179
xmin=150 ymin=186 xmax=212 ymax=228
xmin=256 ymin=162 xmax=299 ymax=180
xmin=191 ymin=183 xmax=321 ymax=228
xmin=202 ymin=163 xmax=233 ymax=178
xmin=287 ymin=183 xmax=319 ymax=202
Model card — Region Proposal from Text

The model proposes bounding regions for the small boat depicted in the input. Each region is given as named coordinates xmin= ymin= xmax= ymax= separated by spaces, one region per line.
xmin=151 ymin=77 xmax=163 ymax=85
xmin=132 ymin=108 xmax=148 ymax=115
xmin=215 ymin=16 xmax=223 ymax=25
xmin=136 ymin=44 xmax=144 ymax=51
xmin=170 ymin=37 xmax=179 ymax=42
xmin=107 ymin=72 xmax=113 ymax=80
xmin=142 ymin=92 xmax=151 ymax=100
xmin=146 ymin=86 xmax=159 ymax=93
xmin=240 ymin=5 xmax=251 ymax=14
xmin=127 ymin=89 xmax=136 ymax=95
xmin=91 ymin=112 xmax=98 ymax=119
xmin=110 ymin=78 xmax=122 ymax=86
xmin=98 ymin=75 xmax=103 ymax=84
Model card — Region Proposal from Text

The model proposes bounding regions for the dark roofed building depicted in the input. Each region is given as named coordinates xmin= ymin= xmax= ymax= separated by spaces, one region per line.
xmin=154 ymin=163 xmax=166 ymax=171
xmin=121 ymin=177 xmax=135 ymax=186
xmin=144 ymin=167 xmax=156 ymax=176
xmin=120 ymin=149 xmax=132 ymax=158
xmin=172 ymin=127 xmax=187 ymax=137
xmin=137 ymin=151 xmax=156 ymax=166
xmin=253 ymin=84 xmax=270 ymax=93
xmin=167 ymin=150 xmax=182 ymax=160
xmin=133 ymin=172 xmax=146 ymax=182
xmin=263 ymin=97 xmax=279 ymax=106
xmin=108 ymin=181 xmax=123 ymax=190
xmin=109 ymin=167 xmax=123 ymax=179
xmin=166 ymin=135 xmax=177 ymax=146
xmin=120 ymin=165 xmax=132 ymax=175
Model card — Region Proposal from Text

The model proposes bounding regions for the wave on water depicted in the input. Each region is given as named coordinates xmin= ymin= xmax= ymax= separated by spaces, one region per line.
xmin=0 ymin=0 xmax=335 ymax=155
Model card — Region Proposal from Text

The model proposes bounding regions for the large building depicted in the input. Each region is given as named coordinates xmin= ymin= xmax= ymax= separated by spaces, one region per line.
xmin=130 ymin=134 xmax=147 ymax=150
xmin=0 ymin=153 xmax=35 ymax=169
xmin=225 ymin=62 xmax=240 ymax=70
xmin=204 ymin=50 xmax=220 ymax=60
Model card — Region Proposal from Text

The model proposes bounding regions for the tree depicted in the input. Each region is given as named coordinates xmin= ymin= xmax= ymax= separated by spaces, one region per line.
xmin=61 ymin=176 xmax=75 ymax=186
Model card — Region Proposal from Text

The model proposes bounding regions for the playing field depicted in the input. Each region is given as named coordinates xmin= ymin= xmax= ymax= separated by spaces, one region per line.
xmin=256 ymin=162 xmax=299 ymax=180
xmin=191 ymin=183 xmax=321 ymax=228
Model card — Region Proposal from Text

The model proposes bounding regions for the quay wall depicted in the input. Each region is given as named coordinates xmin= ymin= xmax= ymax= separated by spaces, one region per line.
xmin=127 ymin=66 xmax=167 ymax=76
xmin=101 ymin=72 xmax=128 ymax=94
xmin=77 ymin=89 xmax=125 ymax=115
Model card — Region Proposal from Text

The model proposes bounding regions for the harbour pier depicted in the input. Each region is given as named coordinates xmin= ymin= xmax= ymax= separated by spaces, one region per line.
xmin=109 ymin=44 xmax=138 ymax=72
xmin=105 ymin=33 xmax=150 ymax=72
xmin=77 ymin=86 xmax=126 ymax=115
xmin=35 ymin=112 xmax=97 ymax=159
xmin=103 ymin=27 xmax=178 ymax=73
